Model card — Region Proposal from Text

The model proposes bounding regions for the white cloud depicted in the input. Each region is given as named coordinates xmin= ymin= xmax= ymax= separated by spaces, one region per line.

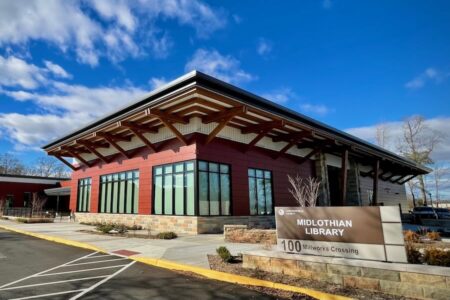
xmin=0 ymin=81 xmax=148 ymax=149
xmin=257 ymin=38 xmax=272 ymax=56
xmin=0 ymin=0 xmax=226 ymax=66
xmin=345 ymin=117 xmax=450 ymax=163
xmin=300 ymin=103 xmax=332 ymax=116
xmin=405 ymin=67 xmax=446 ymax=90
xmin=149 ymin=77 xmax=168 ymax=89
xmin=43 ymin=60 xmax=72 ymax=79
xmin=0 ymin=55 xmax=70 ymax=89
xmin=262 ymin=88 xmax=294 ymax=104
xmin=185 ymin=49 xmax=255 ymax=84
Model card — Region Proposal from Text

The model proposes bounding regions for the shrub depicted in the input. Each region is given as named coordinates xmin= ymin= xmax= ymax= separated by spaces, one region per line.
xmin=216 ymin=246 xmax=233 ymax=263
xmin=426 ymin=231 xmax=441 ymax=241
xmin=423 ymin=247 xmax=450 ymax=267
xmin=405 ymin=244 xmax=422 ymax=264
xmin=113 ymin=223 xmax=128 ymax=234
xmin=16 ymin=217 xmax=53 ymax=223
xmin=404 ymin=230 xmax=420 ymax=243
xmin=156 ymin=231 xmax=177 ymax=239
xmin=96 ymin=223 xmax=115 ymax=233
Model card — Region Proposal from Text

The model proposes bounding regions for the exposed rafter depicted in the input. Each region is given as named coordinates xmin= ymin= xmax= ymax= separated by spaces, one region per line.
xmin=241 ymin=120 xmax=284 ymax=135
xmin=202 ymin=106 xmax=247 ymax=124
xmin=273 ymin=141 xmax=296 ymax=159
xmin=97 ymin=133 xmax=132 ymax=159
xmin=149 ymin=109 xmax=188 ymax=145
xmin=77 ymin=141 xmax=109 ymax=164
xmin=55 ymin=156 xmax=79 ymax=171
xmin=397 ymin=174 xmax=417 ymax=184
xmin=120 ymin=121 xmax=158 ymax=133
xmin=61 ymin=146 xmax=93 ymax=167
xmin=150 ymin=108 xmax=189 ymax=125
xmin=272 ymin=130 xmax=311 ymax=143
xmin=204 ymin=106 xmax=246 ymax=144
xmin=296 ymin=147 xmax=321 ymax=165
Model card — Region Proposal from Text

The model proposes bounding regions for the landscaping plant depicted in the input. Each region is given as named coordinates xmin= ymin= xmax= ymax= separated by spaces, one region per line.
xmin=405 ymin=243 xmax=422 ymax=264
xmin=425 ymin=231 xmax=441 ymax=241
xmin=216 ymin=246 xmax=233 ymax=263
xmin=403 ymin=230 xmax=420 ymax=243
xmin=156 ymin=231 xmax=178 ymax=239
xmin=423 ymin=247 xmax=450 ymax=267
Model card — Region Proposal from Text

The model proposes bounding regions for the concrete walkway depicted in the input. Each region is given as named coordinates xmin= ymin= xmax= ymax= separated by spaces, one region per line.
xmin=0 ymin=219 xmax=264 ymax=269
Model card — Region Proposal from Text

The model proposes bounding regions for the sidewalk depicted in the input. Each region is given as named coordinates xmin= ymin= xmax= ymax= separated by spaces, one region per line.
xmin=0 ymin=219 xmax=263 ymax=269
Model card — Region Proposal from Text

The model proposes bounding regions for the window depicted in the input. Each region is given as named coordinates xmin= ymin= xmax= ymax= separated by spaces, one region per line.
xmin=23 ymin=192 xmax=32 ymax=207
xmin=77 ymin=178 xmax=92 ymax=212
xmin=153 ymin=161 xmax=195 ymax=215
xmin=198 ymin=161 xmax=231 ymax=216
xmin=99 ymin=171 xmax=139 ymax=214
xmin=248 ymin=168 xmax=273 ymax=215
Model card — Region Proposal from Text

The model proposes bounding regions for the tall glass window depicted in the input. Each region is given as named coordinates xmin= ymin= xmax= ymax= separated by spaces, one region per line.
xmin=77 ymin=178 xmax=91 ymax=212
xmin=153 ymin=161 xmax=195 ymax=215
xmin=198 ymin=161 xmax=231 ymax=216
xmin=99 ymin=170 xmax=139 ymax=214
xmin=248 ymin=168 xmax=273 ymax=215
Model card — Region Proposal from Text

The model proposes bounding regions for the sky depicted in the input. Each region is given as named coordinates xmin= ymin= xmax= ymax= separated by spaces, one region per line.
xmin=0 ymin=0 xmax=449 ymax=196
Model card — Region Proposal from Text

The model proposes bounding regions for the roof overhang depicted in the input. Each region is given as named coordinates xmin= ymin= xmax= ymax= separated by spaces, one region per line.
xmin=42 ymin=71 xmax=431 ymax=180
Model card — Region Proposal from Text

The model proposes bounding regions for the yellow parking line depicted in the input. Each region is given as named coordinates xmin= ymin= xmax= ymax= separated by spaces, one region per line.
xmin=0 ymin=224 xmax=354 ymax=300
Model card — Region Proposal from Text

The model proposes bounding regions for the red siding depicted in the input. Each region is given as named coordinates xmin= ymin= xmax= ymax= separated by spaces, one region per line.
xmin=70 ymin=139 xmax=197 ymax=214
xmin=69 ymin=135 xmax=315 ymax=216
xmin=0 ymin=182 xmax=59 ymax=207
xmin=196 ymin=136 xmax=315 ymax=215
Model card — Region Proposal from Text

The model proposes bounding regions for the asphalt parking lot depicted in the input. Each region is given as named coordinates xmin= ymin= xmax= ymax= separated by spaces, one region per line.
xmin=0 ymin=229 xmax=274 ymax=300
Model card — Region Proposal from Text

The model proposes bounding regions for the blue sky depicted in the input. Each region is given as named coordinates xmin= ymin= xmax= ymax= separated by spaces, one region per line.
xmin=0 ymin=0 xmax=449 ymax=195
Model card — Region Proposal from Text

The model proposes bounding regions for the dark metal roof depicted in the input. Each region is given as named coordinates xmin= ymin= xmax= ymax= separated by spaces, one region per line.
xmin=0 ymin=174 xmax=70 ymax=181
xmin=44 ymin=186 xmax=71 ymax=196
xmin=42 ymin=70 xmax=431 ymax=174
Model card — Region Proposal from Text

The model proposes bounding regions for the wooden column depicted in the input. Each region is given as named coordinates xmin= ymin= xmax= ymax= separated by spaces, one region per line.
xmin=340 ymin=149 xmax=348 ymax=206
xmin=372 ymin=160 xmax=380 ymax=206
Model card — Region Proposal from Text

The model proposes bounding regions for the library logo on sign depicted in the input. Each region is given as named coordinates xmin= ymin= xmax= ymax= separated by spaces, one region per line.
xmin=278 ymin=208 xmax=285 ymax=216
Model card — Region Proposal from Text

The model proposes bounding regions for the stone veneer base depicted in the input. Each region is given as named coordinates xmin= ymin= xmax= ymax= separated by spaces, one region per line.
xmin=243 ymin=250 xmax=450 ymax=300
xmin=74 ymin=213 xmax=275 ymax=235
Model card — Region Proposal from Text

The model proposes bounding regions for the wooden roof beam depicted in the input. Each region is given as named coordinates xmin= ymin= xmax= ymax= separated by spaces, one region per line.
xmin=97 ymin=133 xmax=132 ymax=159
xmin=150 ymin=108 xmax=189 ymax=124
xmin=55 ymin=155 xmax=80 ymax=171
xmin=76 ymin=141 xmax=110 ymax=164
xmin=296 ymin=147 xmax=321 ymax=165
xmin=129 ymin=128 xmax=157 ymax=152
xmin=272 ymin=130 xmax=312 ymax=143
xmin=202 ymin=106 xmax=247 ymax=124
xmin=273 ymin=141 xmax=295 ymax=159
xmin=120 ymin=121 xmax=158 ymax=133
xmin=61 ymin=146 xmax=94 ymax=167
xmin=205 ymin=107 xmax=247 ymax=144
xmin=241 ymin=120 xmax=284 ymax=135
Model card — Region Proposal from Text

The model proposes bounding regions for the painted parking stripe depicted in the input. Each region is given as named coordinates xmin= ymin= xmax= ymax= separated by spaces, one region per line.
xmin=65 ymin=257 xmax=127 ymax=266
xmin=36 ymin=264 xmax=130 ymax=277
xmin=0 ymin=252 xmax=99 ymax=289
xmin=69 ymin=261 xmax=136 ymax=300
xmin=0 ymin=275 xmax=108 ymax=291
xmin=10 ymin=289 xmax=84 ymax=300
xmin=81 ymin=254 xmax=114 ymax=259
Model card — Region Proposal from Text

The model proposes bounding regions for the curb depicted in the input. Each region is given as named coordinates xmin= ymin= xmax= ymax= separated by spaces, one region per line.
xmin=0 ymin=224 xmax=353 ymax=300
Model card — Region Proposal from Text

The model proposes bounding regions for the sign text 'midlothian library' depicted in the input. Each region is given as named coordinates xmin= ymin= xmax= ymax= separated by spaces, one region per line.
xmin=275 ymin=206 xmax=407 ymax=263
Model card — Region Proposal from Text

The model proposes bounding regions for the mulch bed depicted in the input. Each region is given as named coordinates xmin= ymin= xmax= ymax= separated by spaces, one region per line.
xmin=77 ymin=229 xmax=162 ymax=239
xmin=207 ymin=255 xmax=417 ymax=300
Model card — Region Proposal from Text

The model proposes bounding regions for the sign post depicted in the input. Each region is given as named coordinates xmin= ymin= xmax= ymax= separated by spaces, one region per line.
xmin=275 ymin=206 xmax=407 ymax=263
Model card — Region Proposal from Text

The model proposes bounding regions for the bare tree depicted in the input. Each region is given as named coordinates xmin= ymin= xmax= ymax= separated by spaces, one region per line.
xmin=398 ymin=116 xmax=442 ymax=205
xmin=0 ymin=197 xmax=5 ymax=216
xmin=431 ymin=164 xmax=450 ymax=206
xmin=375 ymin=123 xmax=390 ymax=149
xmin=0 ymin=153 xmax=27 ymax=175
xmin=31 ymin=192 xmax=47 ymax=217
xmin=288 ymin=175 xmax=320 ymax=207
xmin=30 ymin=156 xmax=70 ymax=178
